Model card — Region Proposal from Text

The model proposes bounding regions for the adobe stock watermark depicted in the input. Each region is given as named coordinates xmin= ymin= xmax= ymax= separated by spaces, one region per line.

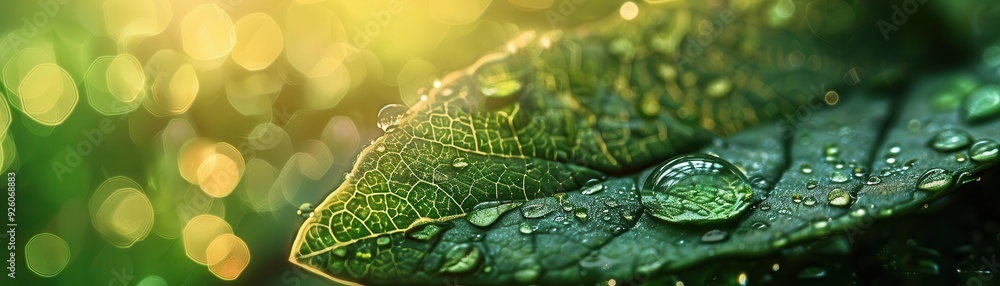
xmin=49 ymin=59 xmax=172 ymax=182
xmin=0 ymin=0 xmax=71 ymax=57
xmin=344 ymin=0 xmax=407 ymax=63
xmin=672 ymin=8 xmax=735 ymax=69
xmin=876 ymin=0 xmax=928 ymax=41
xmin=958 ymin=254 xmax=999 ymax=286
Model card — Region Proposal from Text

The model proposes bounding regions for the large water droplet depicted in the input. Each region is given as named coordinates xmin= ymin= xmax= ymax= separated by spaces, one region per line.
xmin=701 ymin=229 xmax=728 ymax=243
xmin=377 ymin=104 xmax=408 ymax=132
xmin=439 ymin=244 xmax=483 ymax=274
xmin=930 ymin=129 xmax=972 ymax=152
xmin=827 ymin=188 xmax=852 ymax=207
xmin=963 ymin=85 xmax=1000 ymax=123
xmin=520 ymin=202 xmax=555 ymax=219
xmin=640 ymin=154 xmax=753 ymax=224
xmin=969 ymin=139 xmax=999 ymax=163
xmin=466 ymin=202 xmax=520 ymax=227
xmin=917 ymin=169 xmax=953 ymax=192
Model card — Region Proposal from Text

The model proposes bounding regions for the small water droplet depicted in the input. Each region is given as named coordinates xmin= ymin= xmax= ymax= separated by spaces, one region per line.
xmin=640 ymin=154 xmax=753 ymax=224
xmin=574 ymin=207 xmax=589 ymax=222
xmin=969 ymin=139 xmax=999 ymax=163
xmin=800 ymin=163 xmax=814 ymax=174
xmin=581 ymin=179 xmax=606 ymax=195
xmin=466 ymin=202 xmax=520 ymax=227
xmin=851 ymin=208 xmax=867 ymax=217
xmin=751 ymin=176 xmax=774 ymax=190
xmin=376 ymin=145 xmax=386 ymax=152
xmin=452 ymin=158 xmax=469 ymax=169
xmin=520 ymin=202 xmax=555 ymax=219
xmin=931 ymin=129 xmax=972 ymax=152
xmin=798 ymin=267 xmax=827 ymax=279
xmin=917 ymin=169 xmax=953 ymax=192
xmin=332 ymin=247 xmax=347 ymax=257
xmin=888 ymin=144 xmax=902 ymax=154
xmin=828 ymin=188 xmax=852 ymax=207
xmin=806 ymin=180 xmax=818 ymax=190
xmin=296 ymin=203 xmax=314 ymax=218
xmin=866 ymin=176 xmax=882 ymax=185
xmin=407 ymin=224 xmax=444 ymax=241
xmin=701 ymin=229 xmax=728 ymax=243
xmin=829 ymin=171 xmax=850 ymax=183
xmin=518 ymin=222 xmax=533 ymax=234
xmin=376 ymin=236 xmax=391 ymax=246
xmin=792 ymin=193 xmax=802 ymax=203
xmin=439 ymin=244 xmax=483 ymax=274
xmin=886 ymin=157 xmax=897 ymax=164
xmin=377 ymin=104 xmax=408 ymax=132
xmin=955 ymin=153 xmax=968 ymax=163
xmin=824 ymin=142 xmax=840 ymax=157
xmin=752 ymin=221 xmax=769 ymax=229
xmin=803 ymin=196 xmax=817 ymax=206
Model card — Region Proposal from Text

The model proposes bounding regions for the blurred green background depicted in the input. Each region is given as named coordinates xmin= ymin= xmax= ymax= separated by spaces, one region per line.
xmin=2 ymin=0 xmax=1000 ymax=285
xmin=0 ymin=0 xmax=631 ymax=285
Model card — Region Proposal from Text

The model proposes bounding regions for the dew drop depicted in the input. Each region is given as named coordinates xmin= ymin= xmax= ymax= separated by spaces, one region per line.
xmin=376 ymin=104 xmax=408 ymax=132
xmin=640 ymin=154 xmax=753 ymax=224
xmin=823 ymin=142 xmax=840 ymax=157
xmin=962 ymin=84 xmax=1000 ymax=123
xmin=930 ymin=129 xmax=972 ymax=152
xmin=751 ymin=221 xmax=769 ymax=229
xmin=955 ymin=153 xmax=968 ymax=163
xmin=792 ymin=193 xmax=802 ymax=203
xmin=518 ymin=222 xmax=533 ymax=234
xmin=827 ymin=188 xmax=852 ymax=207
xmin=803 ymin=196 xmax=817 ymax=206
xmin=406 ymin=224 xmax=444 ymax=241
xmin=296 ymin=203 xmax=313 ymax=218
xmin=806 ymin=180 xmax=818 ymax=190
xmin=800 ymin=163 xmax=814 ymax=174
xmin=750 ymin=176 xmax=774 ymax=190
xmin=574 ymin=207 xmax=589 ymax=222
xmin=376 ymin=236 xmax=391 ymax=246
xmin=452 ymin=158 xmax=469 ymax=169
xmin=917 ymin=169 xmax=953 ymax=192
xmin=701 ymin=229 xmax=728 ymax=243
xmin=798 ymin=267 xmax=827 ymax=279
xmin=969 ymin=139 xmax=999 ymax=163
xmin=888 ymin=144 xmax=902 ymax=154
xmin=466 ymin=202 xmax=520 ymax=227
xmin=439 ymin=244 xmax=483 ymax=274
xmin=581 ymin=179 xmax=606 ymax=195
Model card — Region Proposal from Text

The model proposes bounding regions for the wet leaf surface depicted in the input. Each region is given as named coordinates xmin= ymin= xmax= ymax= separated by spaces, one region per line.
xmin=289 ymin=2 xmax=1000 ymax=285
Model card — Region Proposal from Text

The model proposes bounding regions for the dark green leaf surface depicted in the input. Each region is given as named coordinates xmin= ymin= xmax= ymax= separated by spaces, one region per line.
xmin=288 ymin=2 xmax=1000 ymax=285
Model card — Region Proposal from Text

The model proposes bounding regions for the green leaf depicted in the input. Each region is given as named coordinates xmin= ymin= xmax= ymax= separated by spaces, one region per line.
xmin=288 ymin=3 xmax=1000 ymax=286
